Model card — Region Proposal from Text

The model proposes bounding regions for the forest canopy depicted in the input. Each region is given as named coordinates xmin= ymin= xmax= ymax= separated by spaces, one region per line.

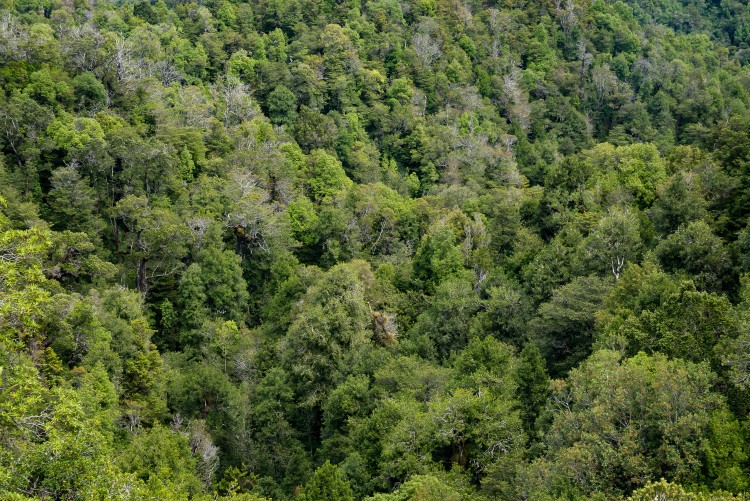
xmin=2 ymin=0 xmax=750 ymax=498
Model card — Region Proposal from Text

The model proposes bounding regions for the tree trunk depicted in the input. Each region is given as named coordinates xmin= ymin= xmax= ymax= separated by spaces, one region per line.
xmin=137 ymin=257 xmax=147 ymax=294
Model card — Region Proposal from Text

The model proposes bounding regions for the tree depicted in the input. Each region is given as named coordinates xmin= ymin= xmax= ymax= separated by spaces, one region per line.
xmin=266 ymin=85 xmax=297 ymax=126
xmin=0 ymin=197 xmax=53 ymax=346
xmin=718 ymin=333 xmax=750 ymax=390
xmin=412 ymin=225 xmax=465 ymax=291
xmin=539 ymin=351 xmax=745 ymax=497
xmin=531 ymin=276 xmax=612 ymax=376
xmin=437 ymin=338 xmax=525 ymax=478
xmin=516 ymin=343 xmax=549 ymax=439
xmin=300 ymin=149 xmax=353 ymax=202
xmin=471 ymin=279 xmax=532 ymax=347
xmin=367 ymin=475 xmax=462 ymax=501
xmin=294 ymin=107 xmax=338 ymax=152
xmin=215 ymin=75 xmax=259 ymax=127
xmin=279 ymin=261 xmax=374 ymax=409
xmin=655 ymin=220 xmax=733 ymax=293
xmin=46 ymin=164 xmax=102 ymax=237
xmin=303 ymin=461 xmax=354 ymax=501
xmin=585 ymin=143 xmax=666 ymax=208
xmin=322 ymin=374 xmax=374 ymax=443
xmin=178 ymin=246 xmax=249 ymax=330
xmin=409 ymin=278 xmax=480 ymax=360
xmin=650 ymin=172 xmax=709 ymax=235
xmin=118 ymin=424 xmax=205 ymax=498
xmin=628 ymin=479 xmax=742 ymax=501
xmin=72 ymin=72 xmax=107 ymax=110
xmin=581 ymin=207 xmax=642 ymax=279
xmin=599 ymin=281 xmax=738 ymax=366
xmin=412 ymin=33 xmax=441 ymax=68
xmin=113 ymin=195 xmax=190 ymax=294
xmin=521 ymin=227 xmax=582 ymax=304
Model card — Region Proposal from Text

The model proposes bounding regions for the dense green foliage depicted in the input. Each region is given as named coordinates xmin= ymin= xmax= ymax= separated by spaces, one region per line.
xmin=1 ymin=0 xmax=750 ymax=498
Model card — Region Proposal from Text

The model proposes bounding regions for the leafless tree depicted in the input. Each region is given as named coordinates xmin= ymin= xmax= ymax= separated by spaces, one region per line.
xmin=188 ymin=420 xmax=220 ymax=487
xmin=214 ymin=75 xmax=259 ymax=127
xmin=503 ymin=67 xmax=531 ymax=131
xmin=412 ymin=33 xmax=442 ymax=67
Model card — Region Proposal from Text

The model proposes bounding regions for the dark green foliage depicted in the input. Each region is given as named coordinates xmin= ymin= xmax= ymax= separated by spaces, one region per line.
xmin=409 ymin=277 xmax=480 ymax=360
xmin=1 ymin=0 xmax=750 ymax=498
xmin=72 ymin=72 xmax=107 ymax=110
xmin=412 ymin=225 xmax=466 ymax=291
xmin=531 ymin=275 xmax=612 ymax=376
xmin=516 ymin=343 xmax=549 ymax=439
xmin=655 ymin=220 xmax=734 ymax=293
xmin=267 ymin=85 xmax=297 ymax=127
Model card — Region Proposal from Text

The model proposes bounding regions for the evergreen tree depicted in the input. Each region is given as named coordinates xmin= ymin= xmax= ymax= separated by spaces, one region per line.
xmin=516 ymin=343 xmax=549 ymax=439
xmin=303 ymin=461 xmax=354 ymax=501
